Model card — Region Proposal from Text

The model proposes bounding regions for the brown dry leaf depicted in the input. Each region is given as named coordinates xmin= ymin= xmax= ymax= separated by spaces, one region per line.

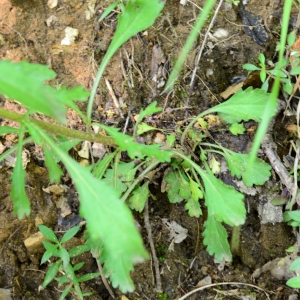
xmin=286 ymin=124 xmax=298 ymax=133
xmin=220 ymin=82 xmax=243 ymax=99
xmin=150 ymin=44 xmax=166 ymax=80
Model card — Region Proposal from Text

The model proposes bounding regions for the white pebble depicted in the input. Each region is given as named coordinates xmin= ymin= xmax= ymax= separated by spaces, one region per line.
xmin=213 ymin=28 xmax=229 ymax=39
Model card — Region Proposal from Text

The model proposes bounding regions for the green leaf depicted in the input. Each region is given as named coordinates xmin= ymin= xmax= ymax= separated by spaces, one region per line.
xmin=44 ymin=145 xmax=64 ymax=183
xmin=42 ymin=260 xmax=61 ymax=288
xmin=136 ymin=101 xmax=162 ymax=124
xmin=202 ymin=171 xmax=246 ymax=226
xmin=268 ymin=69 xmax=286 ymax=77
xmin=92 ymin=152 xmax=117 ymax=179
xmin=110 ymin=1 xmax=165 ymax=66
xmin=38 ymin=225 xmax=59 ymax=243
xmin=104 ymin=161 xmax=136 ymax=196
xmin=287 ymin=276 xmax=300 ymax=288
xmin=41 ymin=242 xmax=58 ymax=264
xmin=258 ymin=53 xmax=265 ymax=64
xmin=57 ymin=85 xmax=90 ymax=122
xmin=60 ymin=286 xmax=72 ymax=300
xmin=60 ymin=225 xmax=81 ymax=243
xmin=78 ymin=272 xmax=100 ymax=283
xmin=223 ymin=150 xmax=271 ymax=186
xmin=190 ymin=178 xmax=204 ymax=201
xmin=137 ymin=122 xmax=158 ymax=135
xmin=98 ymin=1 xmax=118 ymax=22
xmin=0 ymin=61 xmax=67 ymax=123
xmin=290 ymin=66 xmax=300 ymax=75
xmin=287 ymin=30 xmax=297 ymax=46
xmin=36 ymin=126 xmax=148 ymax=293
xmin=214 ymin=87 xmax=274 ymax=124
xmin=0 ymin=126 xmax=20 ymax=134
xmin=59 ymin=247 xmax=70 ymax=268
xmin=209 ymin=155 xmax=220 ymax=174
xmin=10 ymin=125 xmax=31 ymax=219
xmin=260 ymin=70 xmax=266 ymax=82
xmin=289 ymin=257 xmax=300 ymax=271
xmin=164 ymin=171 xmax=183 ymax=203
xmin=283 ymin=211 xmax=300 ymax=223
xmin=128 ymin=182 xmax=149 ymax=212
xmin=184 ymin=198 xmax=202 ymax=217
xmin=69 ymin=244 xmax=91 ymax=258
xmin=229 ymin=123 xmax=245 ymax=135
xmin=203 ymin=216 xmax=232 ymax=262
xmin=178 ymin=171 xmax=191 ymax=199
xmin=100 ymin=125 xmax=172 ymax=162
xmin=73 ymin=262 xmax=85 ymax=271
xmin=242 ymin=63 xmax=260 ymax=71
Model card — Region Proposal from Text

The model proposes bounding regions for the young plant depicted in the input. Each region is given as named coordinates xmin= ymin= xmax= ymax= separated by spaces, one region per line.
xmin=38 ymin=225 xmax=98 ymax=300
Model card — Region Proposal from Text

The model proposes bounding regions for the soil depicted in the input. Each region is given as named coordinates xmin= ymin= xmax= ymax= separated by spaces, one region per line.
xmin=0 ymin=0 xmax=299 ymax=299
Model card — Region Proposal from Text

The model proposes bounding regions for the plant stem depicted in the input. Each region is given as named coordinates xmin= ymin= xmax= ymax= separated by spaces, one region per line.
xmin=0 ymin=107 xmax=116 ymax=146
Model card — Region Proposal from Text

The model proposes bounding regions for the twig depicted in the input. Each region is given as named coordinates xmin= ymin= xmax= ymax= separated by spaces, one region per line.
xmin=189 ymin=0 xmax=224 ymax=89
xmin=261 ymin=100 xmax=300 ymax=205
xmin=144 ymin=199 xmax=162 ymax=293
xmin=178 ymin=282 xmax=270 ymax=300
xmin=0 ymin=226 xmax=22 ymax=255
xmin=105 ymin=78 xmax=124 ymax=118
xmin=95 ymin=258 xmax=115 ymax=299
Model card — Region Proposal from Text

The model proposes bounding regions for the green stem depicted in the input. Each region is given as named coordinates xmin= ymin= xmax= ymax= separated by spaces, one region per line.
xmin=0 ymin=108 xmax=116 ymax=146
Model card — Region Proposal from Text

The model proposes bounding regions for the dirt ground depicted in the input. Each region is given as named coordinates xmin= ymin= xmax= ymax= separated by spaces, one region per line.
xmin=0 ymin=0 xmax=300 ymax=299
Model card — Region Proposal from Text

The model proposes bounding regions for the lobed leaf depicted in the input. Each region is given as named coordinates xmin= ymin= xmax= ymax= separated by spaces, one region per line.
xmin=213 ymin=87 xmax=274 ymax=124
xmin=44 ymin=146 xmax=64 ymax=183
xmin=0 ymin=61 xmax=66 ymax=123
xmin=128 ymin=182 xmax=149 ymax=212
xmin=223 ymin=150 xmax=271 ymax=186
xmin=10 ymin=125 xmax=31 ymax=219
xmin=100 ymin=125 xmax=172 ymax=162
xmin=203 ymin=216 xmax=232 ymax=262
xmin=136 ymin=101 xmax=162 ymax=124
xmin=202 ymin=170 xmax=246 ymax=227
xmin=36 ymin=126 xmax=149 ymax=293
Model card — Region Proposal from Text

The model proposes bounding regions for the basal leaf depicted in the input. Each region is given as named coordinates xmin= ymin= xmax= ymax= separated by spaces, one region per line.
xmin=0 ymin=61 xmax=67 ymax=123
xmin=10 ymin=126 xmax=31 ymax=219
xmin=36 ymin=126 xmax=148 ymax=293
xmin=229 ymin=123 xmax=245 ymax=135
xmin=202 ymin=170 xmax=246 ymax=226
xmin=109 ymin=0 xmax=165 ymax=62
xmin=223 ymin=150 xmax=271 ymax=186
xmin=44 ymin=146 xmax=64 ymax=183
xmin=164 ymin=171 xmax=183 ymax=203
xmin=184 ymin=198 xmax=202 ymax=217
xmin=178 ymin=171 xmax=191 ymax=199
xmin=137 ymin=122 xmax=158 ymax=135
xmin=203 ymin=216 xmax=232 ymax=262
xmin=212 ymin=87 xmax=274 ymax=124
xmin=190 ymin=178 xmax=203 ymax=201
xmin=136 ymin=101 xmax=162 ymax=124
xmin=128 ymin=182 xmax=149 ymax=212
xmin=100 ymin=125 xmax=172 ymax=162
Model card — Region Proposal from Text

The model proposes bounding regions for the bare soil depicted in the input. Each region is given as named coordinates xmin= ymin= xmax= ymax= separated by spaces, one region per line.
xmin=0 ymin=0 xmax=299 ymax=299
